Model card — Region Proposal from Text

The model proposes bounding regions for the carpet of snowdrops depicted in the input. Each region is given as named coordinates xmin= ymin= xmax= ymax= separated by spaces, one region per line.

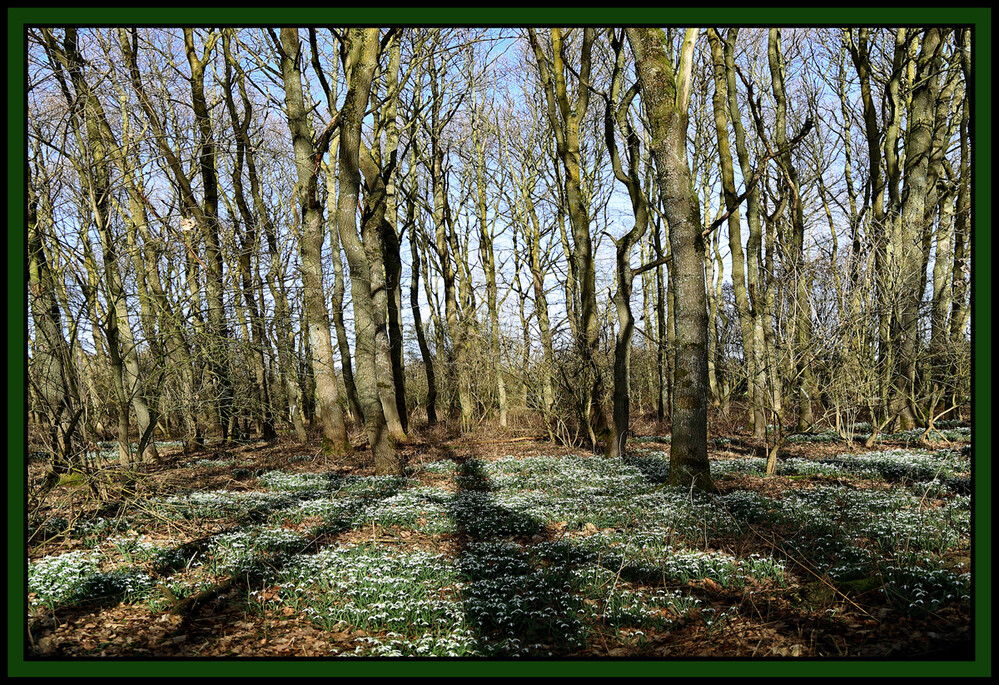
xmin=26 ymin=424 xmax=972 ymax=658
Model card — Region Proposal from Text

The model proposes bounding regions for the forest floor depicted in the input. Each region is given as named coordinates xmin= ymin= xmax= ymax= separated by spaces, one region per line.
xmin=23 ymin=419 xmax=975 ymax=662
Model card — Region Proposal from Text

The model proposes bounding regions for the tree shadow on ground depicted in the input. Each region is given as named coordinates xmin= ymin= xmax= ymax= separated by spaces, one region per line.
xmin=622 ymin=453 xmax=671 ymax=484
xmin=27 ymin=446 xmax=972 ymax=659
xmin=444 ymin=448 xmax=590 ymax=657
xmin=26 ymin=469 xmax=407 ymax=657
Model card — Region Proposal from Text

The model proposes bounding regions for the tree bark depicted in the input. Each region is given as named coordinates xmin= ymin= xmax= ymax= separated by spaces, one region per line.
xmin=184 ymin=28 xmax=236 ymax=444
xmin=604 ymin=30 xmax=652 ymax=457
xmin=707 ymin=28 xmax=767 ymax=438
xmin=470 ymin=87 xmax=509 ymax=428
xmin=335 ymin=27 xmax=402 ymax=474
xmin=891 ymin=28 xmax=945 ymax=429
xmin=275 ymin=27 xmax=351 ymax=454
xmin=767 ymin=29 xmax=815 ymax=432
xmin=222 ymin=31 xmax=276 ymax=441
xmin=325 ymin=163 xmax=365 ymax=426
xmin=48 ymin=27 xmax=158 ymax=463
xmin=28 ymin=154 xmax=82 ymax=477
xmin=628 ymin=27 xmax=714 ymax=492
xmin=527 ymin=27 xmax=611 ymax=448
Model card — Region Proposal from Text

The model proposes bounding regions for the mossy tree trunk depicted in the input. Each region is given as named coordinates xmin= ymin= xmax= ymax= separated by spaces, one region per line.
xmin=274 ymin=27 xmax=351 ymax=455
xmin=628 ymin=27 xmax=714 ymax=492
xmin=334 ymin=28 xmax=403 ymax=475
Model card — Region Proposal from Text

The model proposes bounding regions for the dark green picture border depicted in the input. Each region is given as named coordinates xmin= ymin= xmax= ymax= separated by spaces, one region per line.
xmin=8 ymin=5 xmax=991 ymax=679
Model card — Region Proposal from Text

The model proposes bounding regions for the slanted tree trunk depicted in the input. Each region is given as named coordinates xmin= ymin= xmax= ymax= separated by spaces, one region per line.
xmin=118 ymin=28 xmax=232 ymax=447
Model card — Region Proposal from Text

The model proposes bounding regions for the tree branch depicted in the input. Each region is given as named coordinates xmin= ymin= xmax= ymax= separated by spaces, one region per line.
xmin=701 ymin=114 xmax=813 ymax=238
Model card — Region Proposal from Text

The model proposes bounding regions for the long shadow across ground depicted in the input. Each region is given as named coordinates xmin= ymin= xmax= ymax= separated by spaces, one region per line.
xmin=445 ymin=449 xmax=591 ymax=657
xmin=27 ymin=466 xmax=409 ymax=657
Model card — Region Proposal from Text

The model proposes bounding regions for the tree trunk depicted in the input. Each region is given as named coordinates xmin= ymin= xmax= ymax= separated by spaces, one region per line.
xmin=528 ymin=28 xmax=611 ymax=448
xmin=891 ymin=28 xmax=945 ymax=430
xmin=628 ymin=27 xmax=714 ymax=492
xmin=28 ymin=157 xmax=82 ymax=477
xmin=523 ymin=187 xmax=555 ymax=412
xmin=335 ymin=27 xmax=401 ymax=475
xmin=184 ymin=28 xmax=236 ymax=445
xmin=357 ymin=146 xmax=408 ymax=442
xmin=52 ymin=27 xmax=158 ymax=463
xmin=604 ymin=31 xmax=652 ymax=457
xmin=768 ymin=29 xmax=815 ymax=432
xmin=222 ymin=31 xmax=276 ymax=441
xmin=708 ymin=28 xmax=766 ymax=438
xmin=276 ymin=27 xmax=351 ymax=454
xmin=325 ymin=162 xmax=365 ymax=426
xmin=471 ymin=91 xmax=508 ymax=428
xmin=428 ymin=67 xmax=474 ymax=431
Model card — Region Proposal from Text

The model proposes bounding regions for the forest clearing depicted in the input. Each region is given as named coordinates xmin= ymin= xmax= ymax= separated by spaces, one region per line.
xmin=19 ymin=16 xmax=984 ymax=672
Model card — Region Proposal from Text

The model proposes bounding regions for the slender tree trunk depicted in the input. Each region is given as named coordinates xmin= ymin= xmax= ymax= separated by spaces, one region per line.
xmin=222 ymin=31 xmax=275 ymax=440
xmin=184 ymin=28 xmax=236 ymax=445
xmin=707 ymin=28 xmax=766 ymax=437
xmin=409 ymin=222 xmax=439 ymax=427
xmin=428 ymin=69 xmax=473 ymax=431
xmin=604 ymin=31 xmax=652 ymax=456
xmin=379 ymin=34 xmax=410 ymax=435
xmin=358 ymin=146 xmax=408 ymax=441
xmin=652 ymin=221 xmax=670 ymax=423
xmin=28 ymin=158 xmax=82 ymax=478
xmin=877 ymin=28 xmax=909 ymax=428
xmin=768 ymin=29 xmax=815 ymax=432
xmin=470 ymin=92 xmax=508 ymax=428
xmin=528 ymin=27 xmax=611 ymax=447
xmin=947 ymin=29 xmax=970 ymax=412
xmin=325 ymin=162 xmax=365 ymax=425
xmin=52 ymin=27 xmax=158 ymax=463
xmin=523 ymin=188 xmax=555 ymax=412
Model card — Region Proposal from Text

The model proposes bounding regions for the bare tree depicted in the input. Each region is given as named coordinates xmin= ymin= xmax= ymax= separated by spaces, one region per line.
xmin=627 ymin=27 xmax=714 ymax=491
xmin=273 ymin=27 xmax=351 ymax=454
xmin=528 ymin=28 xmax=613 ymax=449
xmin=333 ymin=27 xmax=403 ymax=474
